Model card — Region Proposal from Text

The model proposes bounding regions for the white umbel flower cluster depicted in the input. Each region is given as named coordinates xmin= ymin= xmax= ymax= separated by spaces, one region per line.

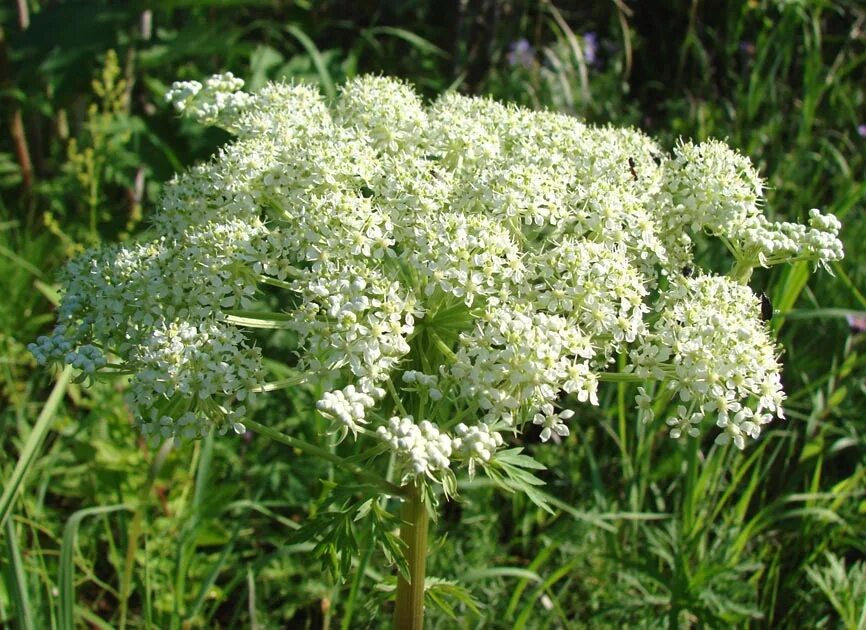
xmin=658 ymin=139 xmax=844 ymax=270
xmin=165 ymin=72 xmax=253 ymax=128
xmin=31 ymin=74 xmax=843 ymax=477
xmin=629 ymin=275 xmax=785 ymax=448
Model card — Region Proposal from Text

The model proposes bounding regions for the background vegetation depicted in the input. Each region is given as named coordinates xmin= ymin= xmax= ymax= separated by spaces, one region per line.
xmin=2 ymin=1 xmax=865 ymax=627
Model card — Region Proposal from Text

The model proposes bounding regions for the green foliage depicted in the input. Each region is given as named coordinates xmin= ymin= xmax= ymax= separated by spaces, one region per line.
xmin=484 ymin=448 xmax=553 ymax=514
xmin=1 ymin=0 xmax=865 ymax=627
xmin=292 ymin=481 xmax=409 ymax=585
xmin=806 ymin=552 xmax=866 ymax=628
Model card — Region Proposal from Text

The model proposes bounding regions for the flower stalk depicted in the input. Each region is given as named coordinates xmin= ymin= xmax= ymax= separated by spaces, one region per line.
xmin=393 ymin=482 xmax=429 ymax=629
xmin=243 ymin=418 xmax=405 ymax=497
xmin=729 ymin=258 xmax=755 ymax=284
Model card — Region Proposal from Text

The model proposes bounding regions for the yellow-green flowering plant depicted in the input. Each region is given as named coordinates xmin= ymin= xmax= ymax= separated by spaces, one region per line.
xmin=31 ymin=73 xmax=843 ymax=627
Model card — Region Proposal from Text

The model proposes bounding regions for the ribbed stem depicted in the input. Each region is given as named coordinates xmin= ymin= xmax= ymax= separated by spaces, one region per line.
xmin=393 ymin=484 xmax=429 ymax=629
xmin=729 ymin=258 xmax=754 ymax=284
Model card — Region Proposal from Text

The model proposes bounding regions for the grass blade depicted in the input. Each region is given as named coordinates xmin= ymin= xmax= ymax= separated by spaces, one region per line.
xmin=58 ymin=504 xmax=131 ymax=630
xmin=464 ymin=567 xmax=543 ymax=583
xmin=504 ymin=542 xmax=557 ymax=619
xmin=285 ymin=25 xmax=336 ymax=99
xmin=0 ymin=243 xmax=43 ymax=278
xmin=364 ymin=26 xmax=448 ymax=58
xmin=3 ymin=518 xmax=35 ymax=630
xmin=514 ymin=556 xmax=580 ymax=629
xmin=771 ymin=261 xmax=809 ymax=333
xmin=543 ymin=0 xmax=591 ymax=105
xmin=186 ymin=519 xmax=243 ymax=619
xmin=0 ymin=365 xmax=72 ymax=531
xmin=247 ymin=566 xmax=258 ymax=630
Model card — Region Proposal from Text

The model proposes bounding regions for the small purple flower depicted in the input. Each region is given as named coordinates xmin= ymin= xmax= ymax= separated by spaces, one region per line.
xmin=739 ymin=40 xmax=756 ymax=56
xmin=857 ymin=124 xmax=866 ymax=138
xmin=583 ymin=32 xmax=599 ymax=66
xmin=847 ymin=313 xmax=866 ymax=333
xmin=507 ymin=39 xmax=535 ymax=69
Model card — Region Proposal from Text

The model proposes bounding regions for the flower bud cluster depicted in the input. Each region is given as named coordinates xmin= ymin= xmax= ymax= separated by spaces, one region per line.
xmin=289 ymin=267 xmax=416 ymax=392
xmin=531 ymin=239 xmax=648 ymax=352
xmin=738 ymin=208 xmax=844 ymax=267
xmin=664 ymin=139 xmax=764 ymax=237
xmin=374 ymin=416 xmax=507 ymax=482
xmin=408 ymin=212 xmax=524 ymax=306
xmin=453 ymin=422 xmax=503 ymax=460
xmin=30 ymin=325 xmax=75 ymax=367
xmin=66 ymin=344 xmax=106 ymax=374
xmin=316 ymin=384 xmax=379 ymax=438
xmin=334 ymin=75 xmax=427 ymax=155
xmin=165 ymin=72 xmax=253 ymax=129
xmin=452 ymin=307 xmax=595 ymax=426
xmin=452 ymin=422 xmax=505 ymax=476
xmin=32 ymin=73 xmax=843 ymax=476
xmin=29 ymin=212 xmax=266 ymax=441
xmin=402 ymin=370 xmax=443 ymax=401
xmin=376 ymin=416 xmax=453 ymax=478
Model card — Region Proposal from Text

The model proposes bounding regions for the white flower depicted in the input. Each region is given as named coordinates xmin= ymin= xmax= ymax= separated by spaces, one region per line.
xmin=316 ymin=385 xmax=377 ymax=438
xmin=532 ymin=404 xmax=574 ymax=442
xmin=34 ymin=73 xmax=840 ymax=465
xmin=635 ymin=387 xmax=654 ymax=423
xmin=165 ymin=72 xmax=252 ymax=128
xmin=452 ymin=422 xmax=504 ymax=476
xmin=376 ymin=416 xmax=453 ymax=479
xmin=631 ymin=274 xmax=787 ymax=447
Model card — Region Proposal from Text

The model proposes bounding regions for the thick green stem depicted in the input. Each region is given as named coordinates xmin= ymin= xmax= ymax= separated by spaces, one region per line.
xmin=729 ymin=258 xmax=754 ymax=285
xmin=393 ymin=484 xmax=429 ymax=630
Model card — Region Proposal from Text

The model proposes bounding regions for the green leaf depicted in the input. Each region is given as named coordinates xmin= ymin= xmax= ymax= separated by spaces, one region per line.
xmin=285 ymin=25 xmax=336 ymax=99
xmin=483 ymin=448 xmax=552 ymax=513
xmin=4 ymin=518 xmax=35 ymax=630
xmin=363 ymin=26 xmax=449 ymax=59
xmin=0 ymin=366 xmax=73 ymax=531
xmin=248 ymin=45 xmax=285 ymax=92
xmin=58 ymin=504 xmax=131 ymax=630
xmin=424 ymin=577 xmax=482 ymax=619
xmin=494 ymin=448 xmax=548 ymax=471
